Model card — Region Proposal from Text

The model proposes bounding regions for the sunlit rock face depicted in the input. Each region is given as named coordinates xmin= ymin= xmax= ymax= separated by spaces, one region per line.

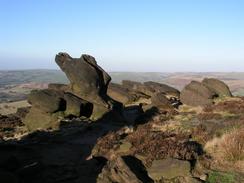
xmin=55 ymin=53 xmax=111 ymax=106
xmin=23 ymin=53 xmax=123 ymax=131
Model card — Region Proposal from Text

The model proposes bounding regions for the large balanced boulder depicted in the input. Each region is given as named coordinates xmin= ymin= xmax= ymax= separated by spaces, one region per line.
xmin=180 ymin=81 xmax=215 ymax=106
xmin=55 ymin=53 xmax=111 ymax=106
xmin=55 ymin=53 xmax=121 ymax=120
xmin=202 ymin=78 xmax=232 ymax=98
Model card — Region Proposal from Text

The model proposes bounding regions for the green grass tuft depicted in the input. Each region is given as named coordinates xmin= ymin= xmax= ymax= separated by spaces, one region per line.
xmin=207 ymin=171 xmax=235 ymax=183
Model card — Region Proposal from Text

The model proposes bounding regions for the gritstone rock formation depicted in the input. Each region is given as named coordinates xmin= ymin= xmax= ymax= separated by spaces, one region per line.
xmin=202 ymin=78 xmax=232 ymax=97
xmin=121 ymin=80 xmax=180 ymax=98
xmin=23 ymin=53 xmax=122 ymax=131
xmin=180 ymin=81 xmax=215 ymax=106
xmin=55 ymin=53 xmax=111 ymax=106
xmin=55 ymin=53 xmax=121 ymax=120
xmin=180 ymin=78 xmax=232 ymax=106
xmin=108 ymin=83 xmax=150 ymax=105
xmin=97 ymin=156 xmax=153 ymax=183
xmin=143 ymin=81 xmax=180 ymax=98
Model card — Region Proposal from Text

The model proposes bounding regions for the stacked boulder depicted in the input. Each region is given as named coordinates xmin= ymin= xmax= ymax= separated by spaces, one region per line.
xmin=23 ymin=53 xmax=122 ymax=131
xmin=180 ymin=78 xmax=232 ymax=106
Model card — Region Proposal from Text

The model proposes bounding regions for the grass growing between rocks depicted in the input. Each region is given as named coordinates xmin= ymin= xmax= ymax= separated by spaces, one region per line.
xmin=205 ymin=128 xmax=244 ymax=162
xmin=204 ymin=127 xmax=244 ymax=175
xmin=207 ymin=171 xmax=235 ymax=183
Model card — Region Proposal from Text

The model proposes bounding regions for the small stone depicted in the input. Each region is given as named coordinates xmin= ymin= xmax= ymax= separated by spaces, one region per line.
xmin=147 ymin=158 xmax=191 ymax=181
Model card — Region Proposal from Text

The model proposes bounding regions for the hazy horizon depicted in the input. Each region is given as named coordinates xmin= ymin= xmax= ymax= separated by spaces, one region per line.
xmin=1 ymin=0 xmax=244 ymax=72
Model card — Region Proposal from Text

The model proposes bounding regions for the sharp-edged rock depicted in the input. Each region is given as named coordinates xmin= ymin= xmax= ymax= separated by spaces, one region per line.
xmin=55 ymin=53 xmax=111 ymax=106
xmin=64 ymin=92 xmax=93 ymax=118
xmin=55 ymin=52 xmax=122 ymax=120
xmin=97 ymin=156 xmax=153 ymax=183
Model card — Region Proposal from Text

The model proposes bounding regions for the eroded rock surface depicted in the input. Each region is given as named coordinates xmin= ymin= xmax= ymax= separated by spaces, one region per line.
xmin=202 ymin=78 xmax=232 ymax=98
xmin=108 ymin=83 xmax=149 ymax=105
xmin=147 ymin=158 xmax=191 ymax=181
xmin=23 ymin=53 xmax=125 ymax=131
xmin=144 ymin=81 xmax=180 ymax=98
xmin=27 ymin=89 xmax=66 ymax=113
xmin=55 ymin=53 xmax=111 ymax=107
xmin=181 ymin=79 xmax=232 ymax=106
xmin=180 ymin=81 xmax=215 ymax=106
xmin=97 ymin=156 xmax=153 ymax=183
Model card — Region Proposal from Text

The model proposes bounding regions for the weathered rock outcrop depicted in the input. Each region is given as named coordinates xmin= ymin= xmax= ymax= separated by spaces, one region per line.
xmin=121 ymin=80 xmax=180 ymax=107
xmin=23 ymin=53 xmax=123 ymax=131
xmin=122 ymin=80 xmax=155 ymax=96
xmin=108 ymin=83 xmax=137 ymax=104
xmin=97 ymin=156 xmax=153 ymax=183
xmin=64 ymin=93 xmax=93 ymax=117
xmin=24 ymin=89 xmax=66 ymax=131
xmin=108 ymin=83 xmax=150 ymax=105
xmin=181 ymin=79 xmax=232 ymax=106
xmin=55 ymin=53 xmax=111 ymax=106
xmin=122 ymin=80 xmax=180 ymax=98
xmin=55 ymin=53 xmax=121 ymax=120
xmin=151 ymin=92 xmax=171 ymax=106
xmin=27 ymin=89 xmax=66 ymax=113
xmin=180 ymin=81 xmax=215 ymax=106
xmin=144 ymin=81 xmax=180 ymax=98
xmin=202 ymin=78 xmax=232 ymax=97
xmin=147 ymin=158 xmax=191 ymax=181
xmin=24 ymin=107 xmax=63 ymax=131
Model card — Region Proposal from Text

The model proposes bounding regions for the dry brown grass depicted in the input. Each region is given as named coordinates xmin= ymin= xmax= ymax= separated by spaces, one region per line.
xmin=179 ymin=104 xmax=203 ymax=114
xmin=220 ymin=128 xmax=244 ymax=162
xmin=205 ymin=97 xmax=244 ymax=115
xmin=205 ymin=127 xmax=244 ymax=172
xmin=126 ymin=122 xmax=203 ymax=166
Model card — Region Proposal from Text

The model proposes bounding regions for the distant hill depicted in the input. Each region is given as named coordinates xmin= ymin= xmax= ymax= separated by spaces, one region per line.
xmin=1 ymin=70 xmax=244 ymax=103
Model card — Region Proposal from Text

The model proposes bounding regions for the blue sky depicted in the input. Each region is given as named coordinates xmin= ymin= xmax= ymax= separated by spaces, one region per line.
xmin=0 ymin=0 xmax=244 ymax=71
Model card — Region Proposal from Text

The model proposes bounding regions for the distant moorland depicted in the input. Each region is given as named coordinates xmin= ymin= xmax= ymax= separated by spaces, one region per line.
xmin=1 ymin=70 xmax=244 ymax=103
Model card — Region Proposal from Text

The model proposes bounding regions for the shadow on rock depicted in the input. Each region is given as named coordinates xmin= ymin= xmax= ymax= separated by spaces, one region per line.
xmin=0 ymin=112 xmax=129 ymax=183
